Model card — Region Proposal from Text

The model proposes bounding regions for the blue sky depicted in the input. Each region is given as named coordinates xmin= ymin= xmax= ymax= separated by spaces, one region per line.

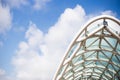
xmin=0 ymin=0 xmax=120 ymax=80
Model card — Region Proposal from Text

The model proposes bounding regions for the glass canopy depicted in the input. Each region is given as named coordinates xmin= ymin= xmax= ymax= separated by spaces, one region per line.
xmin=53 ymin=15 xmax=120 ymax=80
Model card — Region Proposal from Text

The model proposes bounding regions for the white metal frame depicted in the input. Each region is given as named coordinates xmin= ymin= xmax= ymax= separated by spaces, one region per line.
xmin=53 ymin=15 xmax=120 ymax=80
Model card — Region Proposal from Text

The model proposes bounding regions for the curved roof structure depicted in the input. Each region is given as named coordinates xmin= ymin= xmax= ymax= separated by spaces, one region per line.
xmin=53 ymin=15 xmax=120 ymax=80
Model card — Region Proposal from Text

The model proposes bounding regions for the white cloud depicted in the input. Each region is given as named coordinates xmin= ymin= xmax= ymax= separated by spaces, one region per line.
xmin=6 ymin=0 xmax=28 ymax=8
xmin=0 ymin=4 xmax=12 ymax=34
xmin=0 ymin=69 xmax=5 ymax=75
xmin=33 ymin=0 xmax=50 ymax=10
xmin=2 ymin=0 xmax=50 ymax=10
xmin=101 ymin=10 xmax=116 ymax=16
xmin=12 ymin=5 xmax=86 ymax=80
xmin=13 ymin=26 xmax=26 ymax=32
xmin=0 ymin=69 xmax=12 ymax=80
xmin=12 ymin=5 xmax=116 ymax=80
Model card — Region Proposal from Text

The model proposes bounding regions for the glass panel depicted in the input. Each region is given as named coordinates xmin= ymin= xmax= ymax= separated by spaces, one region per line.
xmin=64 ymin=71 xmax=73 ymax=79
xmin=66 ymin=43 xmax=79 ymax=58
xmin=84 ymin=51 xmax=96 ymax=59
xmin=65 ymin=64 xmax=72 ymax=72
xmin=73 ymin=65 xmax=83 ymax=72
xmin=101 ymin=38 xmax=113 ymax=50
xmin=86 ymin=37 xmax=99 ymax=48
xmin=104 ymin=37 xmax=117 ymax=48
xmin=72 ymin=55 xmax=82 ymax=65
xmin=116 ymin=43 xmax=120 ymax=53
xmin=98 ymin=51 xmax=109 ymax=60
xmin=112 ymin=55 xmax=120 ymax=64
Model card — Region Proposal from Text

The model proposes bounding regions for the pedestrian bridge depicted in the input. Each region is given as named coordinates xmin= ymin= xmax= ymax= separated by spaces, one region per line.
xmin=54 ymin=15 xmax=120 ymax=80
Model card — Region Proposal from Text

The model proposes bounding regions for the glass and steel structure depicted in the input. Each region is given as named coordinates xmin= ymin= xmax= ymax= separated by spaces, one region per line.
xmin=54 ymin=15 xmax=120 ymax=80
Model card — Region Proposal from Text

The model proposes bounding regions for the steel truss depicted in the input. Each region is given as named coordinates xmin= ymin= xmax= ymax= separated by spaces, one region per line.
xmin=53 ymin=15 xmax=120 ymax=80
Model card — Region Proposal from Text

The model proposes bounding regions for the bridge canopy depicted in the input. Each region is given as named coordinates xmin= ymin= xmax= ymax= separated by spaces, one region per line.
xmin=53 ymin=15 xmax=120 ymax=80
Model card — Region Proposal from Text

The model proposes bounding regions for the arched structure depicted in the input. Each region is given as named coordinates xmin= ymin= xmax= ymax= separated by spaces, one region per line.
xmin=53 ymin=15 xmax=120 ymax=80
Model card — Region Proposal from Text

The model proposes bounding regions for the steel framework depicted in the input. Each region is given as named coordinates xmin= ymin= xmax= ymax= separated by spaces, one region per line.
xmin=53 ymin=15 xmax=120 ymax=80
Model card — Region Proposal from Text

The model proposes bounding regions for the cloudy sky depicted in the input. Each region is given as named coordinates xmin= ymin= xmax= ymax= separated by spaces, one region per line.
xmin=0 ymin=0 xmax=120 ymax=80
